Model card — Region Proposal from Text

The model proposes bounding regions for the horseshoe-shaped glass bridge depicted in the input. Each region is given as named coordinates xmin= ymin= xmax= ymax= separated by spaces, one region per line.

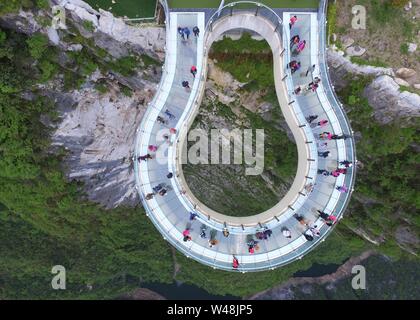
xmin=134 ymin=0 xmax=356 ymax=272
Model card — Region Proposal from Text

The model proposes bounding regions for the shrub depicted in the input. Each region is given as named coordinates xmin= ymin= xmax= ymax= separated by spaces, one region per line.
xmin=26 ymin=33 xmax=49 ymax=59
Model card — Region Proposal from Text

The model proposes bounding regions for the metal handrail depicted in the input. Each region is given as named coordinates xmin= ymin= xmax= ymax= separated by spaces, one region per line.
xmin=318 ymin=0 xmax=357 ymax=219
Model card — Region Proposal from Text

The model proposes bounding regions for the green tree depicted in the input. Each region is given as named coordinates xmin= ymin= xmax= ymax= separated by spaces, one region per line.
xmin=26 ymin=33 xmax=49 ymax=59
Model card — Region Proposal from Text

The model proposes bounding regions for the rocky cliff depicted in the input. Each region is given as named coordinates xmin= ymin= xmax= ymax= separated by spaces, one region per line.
xmin=0 ymin=0 xmax=165 ymax=208
xmin=328 ymin=50 xmax=420 ymax=125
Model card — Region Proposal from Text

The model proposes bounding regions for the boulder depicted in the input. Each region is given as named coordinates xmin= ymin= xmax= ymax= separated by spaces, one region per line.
xmin=394 ymin=77 xmax=410 ymax=87
xmin=364 ymin=75 xmax=420 ymax=125
xmin=414 ymin=84 xmax=420 ymax=90
xmin=346 ymin=45 xmax=366 ymax=57
xmin=396 ymin=67 xmax=416 ymax=79
xmin=327 ymin=49 xmax=394 ymax=90
xmin=341 ymin=36 xmax=354 ymax=49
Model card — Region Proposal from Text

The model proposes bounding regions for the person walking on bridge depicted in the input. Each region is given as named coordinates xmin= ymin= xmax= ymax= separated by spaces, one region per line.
xmin=193 ymin=26 xmax=200 ymax=37
xmin=138 ymin=154 xmax=153 ymax=162
xmin=289 ymin=15 xmax=298 ymax=29
xmin=182 ymin=80 xmax=190 ymax=90
xmin=232 ymin=256 xmax=239 ymax=269
xmin=190 ymin=65 xmax=197 ymax=78
xmin=178 ymin=26 xmax=185 ymax=40
xmin=318 ymin=151 xmax=330 ymax=158
xmin=290 ymin=35 xmax=300 ymax=48
xmin=306 ymin=115 xmax=318 ymax=124
xmin=293 ymin=40 xmax=306 ymax=55
xmin=183 ymin=27 xmax=191 ymax=40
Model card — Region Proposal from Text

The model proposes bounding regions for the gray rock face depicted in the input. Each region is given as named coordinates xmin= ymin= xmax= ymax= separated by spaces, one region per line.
xmin=52 ymin=85 xmax=157 ymax=208
xmin=0 ymin=9 xmax=41 ymax=34
xmin=58 ymin=0 xmax=166 ymax=60
xmin=396 ymin=67 xmax=417 ymax=79
xmin=0 ymin=1 xmax=165 ymax=208
xmin=345 ymin=45 xmax=366 ymax=57
xmin=327 ymin=49 xmax=394 ymax=90
xmin=364 ymin=75 xmax=420 ymax=124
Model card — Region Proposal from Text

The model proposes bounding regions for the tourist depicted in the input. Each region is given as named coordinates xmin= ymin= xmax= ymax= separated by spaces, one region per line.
xmin=223 ymin=228 xmax=230 ymax=237
xmin=167 ymin=172 xmax=173 ymax=179
xmin=190 ymin=65 xmax=197 ymax=78
xmin=178 ymin=26 xmax=184 ymax=40
xmin=318 ymin=151 xmax=330 ymax=158
xmin=200 ymin=224 xmax=207 ymax=238
xmin=294 ymin=86 xmax=302 ymax=95
xmin=336 ymin=185 xmax=348 ymax=193
xmin=304 ymin=229 xmax=314 ymax=241
xmin=317 ymin=119 xmax=328 ymax=127
xmin=264 ymin=228 xmax=273 ymax=239
xmin=182 ymin=80 xmax=190 ymax=89
xmin=282 ymin=227 xmax=292 ymax=239
xmin=164 ymin=109 xmax=176 ymax=120
xmin=148 ymin=145 xmax=158 ymax=152
xmin=331 ymin=134 xmax=349 ymax=140
xmin=182 ymin=228 xmax=192 ymax=242
xmin=293 ymin=40 xmax=306 ymax=55
xmin=292 ymin=61 xmax=301 ymax=74
xmin=158 ymin=188 xmax=167 ymax=196
xmin=157 ymin=115 xmax=167 ymax=124
xmin=232 ymin=256 xmax=239 ymax=269
xmin=290 ymin=35 xmax=300 ymax=48
xmin=145 ymin=193 xmax=154 ymax=200
xmin=193 ymin=26 xmax=200 ymax=37
xmin=317 ymin=169 xmax=330 ymax=176
xmin=294 ymin=214 xmax=307 ymax=226
xmin=319 ymin=132 xmax=333 ymax=140
xmin=183 ymin=27 xmax=191 ymax=39
xmin=317 ymin=210 xmax=337 ymax=226
xmin=189 ymin=211 xmax=198 ymax=221
xmin=169 ymin=127 xmax=177 ymax=134
xmin=339 ymin=160 xmax=353 ymax=168
xmin=305 ymin=64 xmax=316 ymax=77
xmin=256 ymin=232 xmax=264 ymax=240
xmin=152 ymin=183 xmax=164 ymax=193
xmin=138 ymin=154 xmax=153 ymax=162
xmin=306 ymin=115 xmax=318 ymax=123
xmin=289 ymin=15 xmax=298 ymax=29
xmin=309 ymin=224 xmax=320 ymax=237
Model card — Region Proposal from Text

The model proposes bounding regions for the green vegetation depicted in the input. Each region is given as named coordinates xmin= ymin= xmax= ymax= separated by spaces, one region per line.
xmin=82 ymin=20 xmax=95 ymax=32
xmin=337 ymin=76 xmax=419 ymax=259
xmin=26 ymin=33 xmax=49 ymax=59
xmin=326 ymin=0 xmax=337 ymax=41
xmin=399 ymin=85 xmax=420 ymax=96
xmin=210 ymin=33 xmax=273 ymax=89
xmin=400 ymin=43 xmax=409 ymax=55
xmin=84 ymin=0 xmax=157 ymax=19
xmin=350 ymin=56 xmax=388 ymax=68
xmin=0 ymin=27 xmax=173 ymax=299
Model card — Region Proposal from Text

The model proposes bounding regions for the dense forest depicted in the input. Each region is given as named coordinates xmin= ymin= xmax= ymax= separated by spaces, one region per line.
xmin=0 ymin=1 xmax=418 ymax=299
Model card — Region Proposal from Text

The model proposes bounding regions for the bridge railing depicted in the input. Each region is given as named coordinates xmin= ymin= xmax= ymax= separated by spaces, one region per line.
xmin=317 ymin=0 xmax=357 ymax=220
